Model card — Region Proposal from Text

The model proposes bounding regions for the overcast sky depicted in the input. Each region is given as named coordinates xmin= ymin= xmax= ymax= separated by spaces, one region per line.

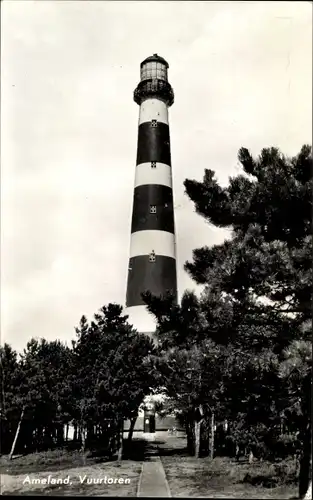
xmin=1 ymin=1 xmax=312 ymax=351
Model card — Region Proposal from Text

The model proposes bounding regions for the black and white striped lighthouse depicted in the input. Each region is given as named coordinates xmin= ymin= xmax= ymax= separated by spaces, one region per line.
xmin=126 ymin=54 xmax=178 ymax=335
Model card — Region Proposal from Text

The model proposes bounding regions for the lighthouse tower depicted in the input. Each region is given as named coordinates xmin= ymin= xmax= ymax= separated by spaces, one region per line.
xmin=126 ymin=54 xmax=178 ymax=336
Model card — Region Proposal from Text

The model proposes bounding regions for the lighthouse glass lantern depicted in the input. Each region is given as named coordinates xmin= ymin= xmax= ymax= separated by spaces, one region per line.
xmin=140 ymin=58 xmax=168 ymax=82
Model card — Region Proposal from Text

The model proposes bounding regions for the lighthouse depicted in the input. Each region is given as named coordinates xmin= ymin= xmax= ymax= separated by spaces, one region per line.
xmin=126 ymin=54 xmax=178 ymax=337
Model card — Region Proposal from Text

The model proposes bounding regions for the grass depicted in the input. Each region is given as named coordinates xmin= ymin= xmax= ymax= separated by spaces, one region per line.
xmin=157 ymin=434 xmax=298 ymax=499
xmin=0 ymin=449 xmax=102 ymax=476
xmin=0 ymin=448 xmax=141 ymax=496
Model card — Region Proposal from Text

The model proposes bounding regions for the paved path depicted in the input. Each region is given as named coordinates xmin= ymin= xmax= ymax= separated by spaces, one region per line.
xmin=137 ymin=438 xmax=171 ymax=497
xmin=137 ymin=456 xmax=171 ymax=497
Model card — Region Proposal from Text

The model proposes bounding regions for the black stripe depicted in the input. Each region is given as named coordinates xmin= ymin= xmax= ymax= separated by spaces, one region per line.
xmin=126 ymin=255 xmax=177 ymax=307
xmin=136 ymin=122 xmax=171 ymax=166
xmin=131 ymin=184 xmax=174 ymax=233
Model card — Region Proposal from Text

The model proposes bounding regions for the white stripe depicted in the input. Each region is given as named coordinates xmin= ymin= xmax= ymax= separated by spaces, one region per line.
xmin=125 ymin=305 xmax=157 ymax=334
xmin=129 ymin=230 xmax=176 ymax=258
xmin=139 ymin=98 xmax=168 ymax=125
xmin=134 ymin=163 xmax=172 ymax=188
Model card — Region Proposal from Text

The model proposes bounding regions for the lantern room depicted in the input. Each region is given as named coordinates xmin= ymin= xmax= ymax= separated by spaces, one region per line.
xmin=140 ymin=53 xmax=169 ymax=82
xmin=134 ymin=53 xmax=174 ymax=106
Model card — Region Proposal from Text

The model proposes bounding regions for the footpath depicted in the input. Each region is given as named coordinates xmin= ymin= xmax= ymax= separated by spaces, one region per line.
xmin=137 ymin=436 xmax=171 ymax=497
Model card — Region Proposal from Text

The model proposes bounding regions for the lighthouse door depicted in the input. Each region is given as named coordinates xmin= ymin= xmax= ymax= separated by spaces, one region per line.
xmin=143 ymin=403 xmax=156 ymax=433
xmin=144 ymin=415 xmax=156 ymax=433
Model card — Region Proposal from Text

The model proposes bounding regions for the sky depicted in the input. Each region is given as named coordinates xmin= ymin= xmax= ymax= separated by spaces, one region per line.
xmin=1 ymin=1 xmax=312 ymax=352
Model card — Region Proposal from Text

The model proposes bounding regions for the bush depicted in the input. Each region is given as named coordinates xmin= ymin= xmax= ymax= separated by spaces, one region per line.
xmin=243 ymin=472 xmax=278 ymax=488
xmin=242 ymin=458 xmax=298 ymax=488
xmin=270 ymin=433 xmax=301 ymax=460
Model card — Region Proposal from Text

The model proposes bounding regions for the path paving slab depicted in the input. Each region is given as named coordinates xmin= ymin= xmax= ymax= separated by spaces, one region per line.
xmin=137 ymin=456 xmax=171 ymax=497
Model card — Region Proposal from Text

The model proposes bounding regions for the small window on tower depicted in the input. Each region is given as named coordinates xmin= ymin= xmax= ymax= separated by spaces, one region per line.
xmin=151 ymin=119 xmax=158 ymax=127
xmin=149 ymin=251 xmax=156 ymax=263
xmin=150 ymin=205 xmax=157 ymax=214
xmin=151 ymin=162 xmax=156 ymax=168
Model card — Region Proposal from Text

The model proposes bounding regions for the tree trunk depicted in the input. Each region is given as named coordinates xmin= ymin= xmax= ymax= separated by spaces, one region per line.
xmin=51 ymin=425 xmax=57 ymax=443
xmin=108 ymin=422 xmax=116 ymax=456
xmin=23 ymin=422 xmax=32 ymax=453
xmin=117 ymin=420 xmax=123 ymax=461
xmin=101 ymin=424 xmax=108 ymax=447
xmin=303 ymin=480 xmax=312 ymax=500
xmin=108 ymin=435 xmax=113 ymax=455
xmin=36 ymin=426 xmax=43 ymax=452
xmin=186 ymin=419 xmax=194 ymax=455
xmin=9 ymin=406 xmax=25 ymax=460
xmin=80 ymin=426 xmax=86 ymax=453
xmin=210 ymin=411 xmax=215 ymax=460
xmin=194 ymin=420 xmax=201 ymax=458
xmin=299 ymin=422 xmax=312 ymax=498
xmin=128 ymin=417 xmax=137 ymax=442
xmin=299 ymin=374 xmax=312 ymax=499
xmin=280 ymin=415 xmax=284 ymax=436
xmin=34 ymin=427 xmax=38 ymax=452
xmin=87 ymin=424 xmax=94 ymax=445
xmin=73 ymin=423 xmax=77 ymax=441
xmin=57 ymin=424 xmax=64 ymax=446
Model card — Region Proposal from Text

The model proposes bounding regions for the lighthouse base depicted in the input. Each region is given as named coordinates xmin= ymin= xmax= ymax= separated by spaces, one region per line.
xmin=125 ymin=305 xmax=167 ymax=432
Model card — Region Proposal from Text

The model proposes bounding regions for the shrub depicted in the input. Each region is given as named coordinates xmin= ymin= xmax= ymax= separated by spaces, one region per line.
xmin=242 ymin=458 xmax=298 ymax=488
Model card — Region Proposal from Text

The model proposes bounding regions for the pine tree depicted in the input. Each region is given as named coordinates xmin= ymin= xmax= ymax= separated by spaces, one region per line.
xmin=183 ymin=144 xmax=312 ymax=494
xmin=72 ymin=303 xmax=157 ymax=457
xmin=279 ymin=339 xmax=312 ymax=498
xmin=184 ymin=145 xmax=312 ymax=321
xmin=0 ymin=344 xmax=20 ymax=454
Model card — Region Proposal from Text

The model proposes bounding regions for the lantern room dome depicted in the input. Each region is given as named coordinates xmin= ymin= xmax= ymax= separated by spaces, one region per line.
xmin=140 ymin=54 xmax=169 ymax=69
